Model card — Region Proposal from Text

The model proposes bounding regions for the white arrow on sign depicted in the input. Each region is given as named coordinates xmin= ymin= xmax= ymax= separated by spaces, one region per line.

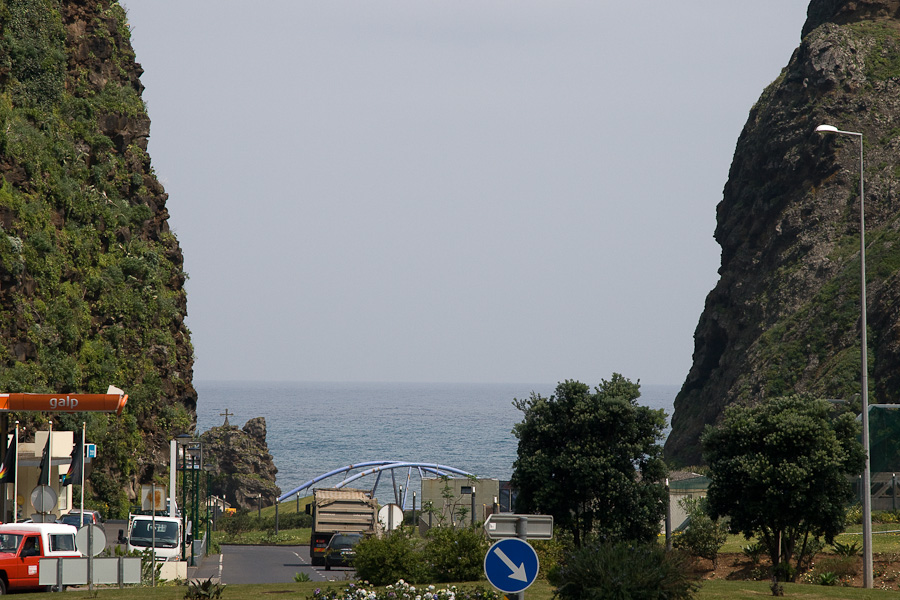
xmin=493 ymin=546 xmax=528 ymax=582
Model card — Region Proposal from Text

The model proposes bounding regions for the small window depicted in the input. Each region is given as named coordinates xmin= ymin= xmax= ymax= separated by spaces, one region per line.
xmin=50 ymin=534 xmax=75 ymax=552
xmin=20 ymin=536 xmax=41 ymax=557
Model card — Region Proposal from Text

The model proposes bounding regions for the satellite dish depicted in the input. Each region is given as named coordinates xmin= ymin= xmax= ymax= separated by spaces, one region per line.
xmin=378 ymin=504 xmax=404 ymax=531
xmin=30 ymin=485 xmax=58 ymax=513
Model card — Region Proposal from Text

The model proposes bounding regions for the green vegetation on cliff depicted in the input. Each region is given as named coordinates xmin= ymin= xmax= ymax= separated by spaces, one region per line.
xmin=0 ymin=0 xmax=195 ymax=515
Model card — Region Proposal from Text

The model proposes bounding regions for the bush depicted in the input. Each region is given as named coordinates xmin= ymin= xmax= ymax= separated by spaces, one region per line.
xmin=353 ymin=528 xmax=428 ymax=585
xmin=423 ymin=526 xmax=488 ymax=583
xmin=832 ymin=540 xmax=861 ymax=556
xmin=673 ymin=497 xmax=728 ymax=568
xmin=549 ymin=540 xmax=699 ymax=600
xmin=531 ymin=532 xmax=573 ymax=580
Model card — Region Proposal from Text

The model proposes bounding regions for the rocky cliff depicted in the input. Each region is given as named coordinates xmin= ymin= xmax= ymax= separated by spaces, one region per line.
xmin=0 ymin=0 xmax=195 ymax=513
xmin=201 ymin=418 xmax=281 ymax=510
xmin=666 ymin=0 xmax=900 ymax=465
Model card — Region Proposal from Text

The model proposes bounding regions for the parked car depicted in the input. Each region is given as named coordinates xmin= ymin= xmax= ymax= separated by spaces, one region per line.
xmin=324 ymin=532 xmax=363 ymax=570
xmin=60 ymin=509 xmax=103 ymax=529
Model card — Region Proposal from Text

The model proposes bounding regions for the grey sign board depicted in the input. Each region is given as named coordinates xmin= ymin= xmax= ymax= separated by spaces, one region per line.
xmin=483 ymin=513 xmax=553 ymax=540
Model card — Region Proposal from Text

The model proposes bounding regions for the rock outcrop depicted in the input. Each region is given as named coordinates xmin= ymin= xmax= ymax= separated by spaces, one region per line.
xmin=666 ymin=0 xmax=900 ymax=464
xmin=201 ymin=418 xmax=281 ymax=510
xmin=0 ymin=0 xmax=195 ymax=513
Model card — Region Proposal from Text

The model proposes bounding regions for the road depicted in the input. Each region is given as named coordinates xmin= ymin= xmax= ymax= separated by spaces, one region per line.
xmin=108 ymin=521 xmax=347 ymax=585
xmin=193 ymin=545 xmax=356 ymax=584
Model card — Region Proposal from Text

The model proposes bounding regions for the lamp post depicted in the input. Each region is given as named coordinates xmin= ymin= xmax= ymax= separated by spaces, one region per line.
xmin=174 ymin=434 xmax=193 ymax=563
xmin=815 ymin=123 xmax=872 ymax=588
xmin=203 ymin=465 xmax=213 ymax=556
xmin=186 ymin=443 xmax=202 ymax=567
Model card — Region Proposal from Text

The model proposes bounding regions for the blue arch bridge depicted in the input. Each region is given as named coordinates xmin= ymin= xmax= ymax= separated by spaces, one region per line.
xmin=276 ymin=461 xmax=478 ymax=509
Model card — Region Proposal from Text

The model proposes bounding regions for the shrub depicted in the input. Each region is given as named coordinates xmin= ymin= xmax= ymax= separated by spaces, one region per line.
xmin=742 ymin=542 xmax=765 ymax=565
xmin=353 ymin=528 xmax=428 ymax=585
xmin=309 ymin=580 xmax=500 ymax=600
xmin=185 ymin=577 xmax=225 ymax=599
xmin=673 ymin=497 xmax=728 ymax=568
xmin=813 ymin=556 xmax=858 ymax=580
xmin=422 ymin=526 xmax=488 ymax=583
xmin=549 ymin=540 xmax=699 ymax=600
xmin=531 ymin=532 xmax=573 ymax=580
xmin=222 ymin=511 xmax=253 ymax=536
xmin=832 ymin=539 xmax=860 ymax=557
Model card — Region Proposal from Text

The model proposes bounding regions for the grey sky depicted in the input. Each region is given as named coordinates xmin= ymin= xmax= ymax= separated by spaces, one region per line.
xmin=119 ymin=1 xmax=810 ymax=385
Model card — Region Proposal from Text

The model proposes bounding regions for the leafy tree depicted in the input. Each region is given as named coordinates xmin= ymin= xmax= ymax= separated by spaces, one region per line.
xmin=701 ymin=395 xmax=865 ymax=579
xmin=510 ymin=374 xmax=667 ymax=546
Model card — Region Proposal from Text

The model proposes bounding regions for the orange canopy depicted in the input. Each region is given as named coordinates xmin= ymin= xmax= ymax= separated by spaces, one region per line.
xmin=0 ymin=388 xmax=128 ymax=415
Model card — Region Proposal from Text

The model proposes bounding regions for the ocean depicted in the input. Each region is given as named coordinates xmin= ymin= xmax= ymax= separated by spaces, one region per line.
xmin=194 ymin=381 xmax=679 ymax=504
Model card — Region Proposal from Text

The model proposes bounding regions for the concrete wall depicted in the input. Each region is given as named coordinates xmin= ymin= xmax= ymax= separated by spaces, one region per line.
xmin=420 ymin=478 xmax=500 ymax=527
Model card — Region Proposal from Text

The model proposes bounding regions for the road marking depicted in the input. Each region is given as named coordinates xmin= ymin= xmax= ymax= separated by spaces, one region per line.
xmin=292 ymin=551 xmax=328 ymax=581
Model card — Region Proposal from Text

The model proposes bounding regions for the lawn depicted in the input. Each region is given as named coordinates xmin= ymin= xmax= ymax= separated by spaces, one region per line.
xmin=15 ymin=578 xmax=900 ymax=600
xmin=718 ymin=527 xmax=900 ymax=555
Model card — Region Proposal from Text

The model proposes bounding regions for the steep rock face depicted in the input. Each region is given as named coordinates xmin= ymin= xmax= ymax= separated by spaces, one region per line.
xmin=201 ymin=418 xmax=281 ymax=510
xmin=666 ymin=0 xmax=900 ymax=465
xmin=0 ymin=0 xmax=195 ymax=513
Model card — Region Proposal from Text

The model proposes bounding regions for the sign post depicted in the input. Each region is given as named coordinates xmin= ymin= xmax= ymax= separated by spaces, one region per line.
xmin=484 ymin=538 xmax=539 ymax=595
xmin=483 ymin=514 xmax=552 ymax=600
xmin=484 ymin=514 xmax=553 ymax=540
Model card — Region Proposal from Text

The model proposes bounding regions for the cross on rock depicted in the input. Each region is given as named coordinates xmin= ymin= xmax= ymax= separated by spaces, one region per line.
xmin=220 ymin=409 xmax=234 ymax=427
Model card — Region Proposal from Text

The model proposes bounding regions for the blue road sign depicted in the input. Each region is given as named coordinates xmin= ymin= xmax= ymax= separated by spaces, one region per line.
xmin=483 ymin=538 xmax=540 ymax=594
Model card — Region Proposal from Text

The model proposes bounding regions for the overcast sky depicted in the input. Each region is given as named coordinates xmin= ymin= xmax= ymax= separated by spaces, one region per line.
xmin=118 ymin=1 xmax=810 ymax=386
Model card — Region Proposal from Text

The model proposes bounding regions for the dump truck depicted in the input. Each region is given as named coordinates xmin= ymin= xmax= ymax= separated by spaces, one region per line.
xmin=308 ymin=488 xmax=378 ymax=566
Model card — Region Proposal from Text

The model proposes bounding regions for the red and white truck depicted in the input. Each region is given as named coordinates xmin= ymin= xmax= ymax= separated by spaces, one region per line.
xmin=0 ymin=523 xmax=81 ymax=593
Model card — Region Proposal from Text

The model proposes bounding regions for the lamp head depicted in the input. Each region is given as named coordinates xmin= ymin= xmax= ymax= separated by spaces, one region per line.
xmin=816 ymin=124 xmax=839 ymax=133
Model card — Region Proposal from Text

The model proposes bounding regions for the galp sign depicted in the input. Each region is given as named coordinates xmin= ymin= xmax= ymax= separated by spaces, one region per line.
xmin=0 ymin=385 xmax=128 ymax=415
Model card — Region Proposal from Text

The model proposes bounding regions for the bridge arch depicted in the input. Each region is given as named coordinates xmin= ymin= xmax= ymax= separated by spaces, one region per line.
xmin=277 ymin=461 xmax=477 ymax=509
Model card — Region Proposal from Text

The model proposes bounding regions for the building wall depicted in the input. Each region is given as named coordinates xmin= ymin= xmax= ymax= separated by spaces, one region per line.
xmin=420 ymin=478 xmax=500 ymax=527
xmin=6 ymin=430 xmax=76 ymax=521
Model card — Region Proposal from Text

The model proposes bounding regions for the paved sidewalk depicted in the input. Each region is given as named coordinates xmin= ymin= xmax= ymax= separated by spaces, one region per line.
xmin=187 ymin=552 xmax=223 ymax=583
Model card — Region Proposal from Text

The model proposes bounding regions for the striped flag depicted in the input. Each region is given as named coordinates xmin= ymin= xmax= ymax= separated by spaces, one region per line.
xmin=0 ymin=435 xmax=14 ymax=484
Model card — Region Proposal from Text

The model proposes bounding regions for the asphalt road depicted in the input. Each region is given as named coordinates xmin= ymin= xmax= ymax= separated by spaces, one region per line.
xmin=193 ymin=545 xmax=356 ymax=585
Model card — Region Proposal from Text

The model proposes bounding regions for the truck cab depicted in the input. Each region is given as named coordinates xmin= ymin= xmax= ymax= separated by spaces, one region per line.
xmin=120 ymin=514 xmax=183 ymax=561
xmin=0 ymin=523 xmax=81 ymax=593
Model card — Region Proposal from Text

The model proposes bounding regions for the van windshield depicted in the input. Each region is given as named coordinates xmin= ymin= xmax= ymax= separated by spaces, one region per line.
xmin=129 ymin=520 xmax=179 ymax=548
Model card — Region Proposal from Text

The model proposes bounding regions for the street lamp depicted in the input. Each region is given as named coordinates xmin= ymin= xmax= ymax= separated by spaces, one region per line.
xmin=174 ymin=434 xmax=193 ymax=562
xmin=815 ymin=123 xmax=872 ymax=588
xmin=186 ymin=443 xmax=202 ymax=567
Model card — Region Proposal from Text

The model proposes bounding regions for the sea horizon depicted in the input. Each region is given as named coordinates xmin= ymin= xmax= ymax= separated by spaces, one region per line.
xmin=194 ymin=379 xmax=681 ymax=504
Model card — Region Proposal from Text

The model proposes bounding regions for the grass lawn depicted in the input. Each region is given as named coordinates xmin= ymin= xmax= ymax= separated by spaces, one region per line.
xmin=718 ymin=527 xmax=900 ymax=555
xmin=212 ymin=527 xmax=311 ymax=546
xmin=14 ymin=577 xmax=900 ymax=600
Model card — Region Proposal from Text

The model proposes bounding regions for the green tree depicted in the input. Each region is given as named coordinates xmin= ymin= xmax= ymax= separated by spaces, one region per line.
xmin=510 ymin=374 xmax=667 ymax=546
xmin=701 ymin=395 xmax=865 ymax=580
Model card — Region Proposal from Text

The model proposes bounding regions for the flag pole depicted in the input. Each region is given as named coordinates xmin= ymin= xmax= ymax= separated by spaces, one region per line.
xmin=12 ymin=422 xmax=17 ymax=524
xmin=47 ymin=421 xmax=52 ymax=487
xmin=80 ymin=422 xmax=85 ymax=516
